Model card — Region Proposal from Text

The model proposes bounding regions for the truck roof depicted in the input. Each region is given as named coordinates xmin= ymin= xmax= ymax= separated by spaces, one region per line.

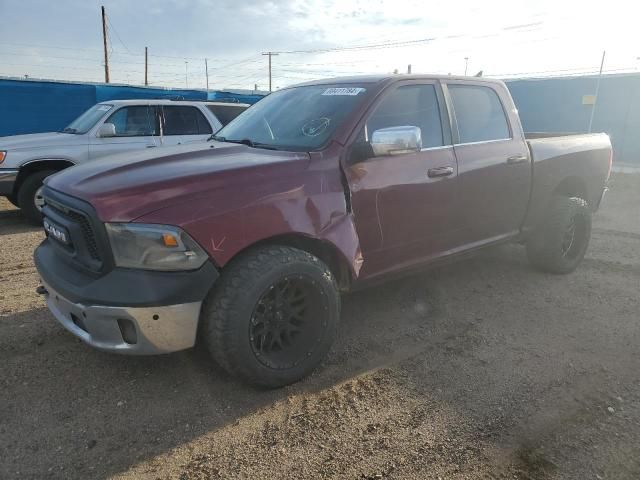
xmin=290 ymin=74 xmax=506 ymax=88
xmin=97 ymin=99 xmax=251 ymax=107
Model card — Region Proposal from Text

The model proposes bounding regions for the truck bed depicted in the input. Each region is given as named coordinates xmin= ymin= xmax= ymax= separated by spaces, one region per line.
xmin=525 ymin=132 xmax=587 ymax=140
xmin=524 ymin=132 xmax=612 ymax=231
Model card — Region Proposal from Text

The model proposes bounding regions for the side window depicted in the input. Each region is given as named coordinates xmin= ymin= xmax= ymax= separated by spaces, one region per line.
xmin=105 ymin=106 xmax=157 ymax=136
xmin=448 ymin=85 xmax=510 ymax=143
xmin=163 ymin=106 xmax=212 ymax=135
xmin=366 ymin=84 xmax=444 ymax=148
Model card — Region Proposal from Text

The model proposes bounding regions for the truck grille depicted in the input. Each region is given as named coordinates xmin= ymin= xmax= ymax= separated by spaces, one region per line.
xmin=41 ymin=188 xmax=109 ymax=272
xmin=46 ymin=199 xmax=101 ymax=261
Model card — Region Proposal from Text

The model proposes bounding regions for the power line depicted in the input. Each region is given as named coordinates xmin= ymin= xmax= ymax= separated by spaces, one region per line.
xmin=273 ymin=36 xmax=437 ymax=55
xmin=105 ymin=13 xmax=133 ymax=54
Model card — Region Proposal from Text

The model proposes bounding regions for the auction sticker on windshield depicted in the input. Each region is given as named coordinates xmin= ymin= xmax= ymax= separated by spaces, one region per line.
xmin=322 ymin=87 xmax=366 ymax=96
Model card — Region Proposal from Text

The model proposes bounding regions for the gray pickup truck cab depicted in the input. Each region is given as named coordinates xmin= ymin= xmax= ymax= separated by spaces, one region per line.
xmin=0 ymin=99 xmax=249 ymax=222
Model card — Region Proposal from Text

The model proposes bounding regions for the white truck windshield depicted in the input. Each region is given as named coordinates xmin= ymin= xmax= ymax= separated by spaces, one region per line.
xmin=62 ymin=104 xmax=113 ymax=134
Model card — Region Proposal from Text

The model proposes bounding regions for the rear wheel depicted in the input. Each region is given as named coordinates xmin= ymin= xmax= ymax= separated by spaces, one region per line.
xmin=202 ymin=245 xmax=340 ymax=388
xmin=17 ymin=170 xmax=56 ymax=225
xmin=526 ymin=196 xmax=592 ymax=274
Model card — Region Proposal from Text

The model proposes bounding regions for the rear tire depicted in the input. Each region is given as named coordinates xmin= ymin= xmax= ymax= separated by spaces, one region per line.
xmin=526 ymin=196 xmax=592 ymax=274
xmin=17 ymin=170 xmax=56 ymax=225
xmin=201 ymin=245 xmax=340 ymax=388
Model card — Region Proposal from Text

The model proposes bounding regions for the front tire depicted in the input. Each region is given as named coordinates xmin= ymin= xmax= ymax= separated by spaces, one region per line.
xmin=526 ymin=196 xmax=592 ymax=274
xmin=17 ymin=170 xmax=56 ymax=225
xmin=202 ymin=245 xmax=340 ymax=388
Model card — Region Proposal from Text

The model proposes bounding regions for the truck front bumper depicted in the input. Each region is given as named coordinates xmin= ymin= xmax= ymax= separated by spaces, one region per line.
xmin=0 ymin=168 xmax=18 ymax=196
xmin=35 ymin=239 xmax=219 ymax=355
xmin=40 ymin=279 xmax=202 ymax=354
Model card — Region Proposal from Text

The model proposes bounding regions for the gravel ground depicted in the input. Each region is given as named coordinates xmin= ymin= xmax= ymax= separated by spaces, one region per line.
xmin=1 ymin=173 xmax=639 ymax=480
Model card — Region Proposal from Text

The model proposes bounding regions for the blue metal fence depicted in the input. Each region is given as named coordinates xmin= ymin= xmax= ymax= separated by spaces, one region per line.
xmin=506 ymin=73 xmax=640 ymax=166
xmin=0 ymin=78 xmax=263 ymax=137
xmin=2 ymin=74 xmax=639 ymax=166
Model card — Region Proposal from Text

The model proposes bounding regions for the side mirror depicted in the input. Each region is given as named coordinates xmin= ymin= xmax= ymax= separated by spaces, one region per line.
xmin=370 ymin=126 xmax=422 ymax=157
xmin=97 ymin=123 xmax=116 ymax=138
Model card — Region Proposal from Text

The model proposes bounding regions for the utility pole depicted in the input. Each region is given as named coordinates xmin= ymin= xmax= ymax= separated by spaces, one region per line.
xmin=407 ymin=64 xmax=412 ymax=74
xmin=205 ymin=58 xmax=209 ymax=90
xmin=185 ymin=61 xmax=189 ymax=88
xmin=101 ymin=6 xmax=110 ymax=83
xmin=144 ymin=47 xmax=148 ymax=86
xmin=588 ymin=50 xmax=606 ymax=133
xmin=464 ymin=57 xmax=469 ymax=76
xmin=262 ymin=52 xmax=279 ymax=92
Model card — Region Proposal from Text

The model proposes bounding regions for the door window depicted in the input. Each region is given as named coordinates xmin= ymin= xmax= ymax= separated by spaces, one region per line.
xmin=162 ymin=106 xmax=212 ymax=135
xmin=366 ymin=84 xmax=444 ymax=148
xmin=448 ymin=85 xmax=510 ymax=143
xmin=105 ymin=106 xmax=158 ymax=137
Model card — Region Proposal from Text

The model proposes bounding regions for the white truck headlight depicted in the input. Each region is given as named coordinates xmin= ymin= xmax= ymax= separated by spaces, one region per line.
xmin=105 ymin=223 xmax=208 ymax=271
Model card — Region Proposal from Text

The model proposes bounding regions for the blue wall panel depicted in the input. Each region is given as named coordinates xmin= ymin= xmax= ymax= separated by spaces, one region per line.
xmin=0 ymin=79 xmax=262 ymax=138
xmin=0 ymin=79 xmax=96 ymax=136
xmin=94 ymin=85 xmax=207 ymax=103
xmin=207 ymin=90 xmax=265 ymax=104
xmin=506 ymin=73 xmax=640 ymax=166
xmin=2 ymin=75 xmax=638 ymax=165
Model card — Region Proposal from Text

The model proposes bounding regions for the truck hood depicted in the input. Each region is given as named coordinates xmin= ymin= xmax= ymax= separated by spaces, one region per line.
xmin=0 ymin=132 xmax=83 ymax=152
xmin=46 ymin=142 xmax=311 ymax=221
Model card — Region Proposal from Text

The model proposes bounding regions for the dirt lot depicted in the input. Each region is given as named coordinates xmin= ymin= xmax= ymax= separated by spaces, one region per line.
xmin=1 ymin=173 xmax=639 ymax=480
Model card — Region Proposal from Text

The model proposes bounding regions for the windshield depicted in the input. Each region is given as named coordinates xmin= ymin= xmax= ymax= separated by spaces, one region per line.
xmin=214 ymin=85 xmax=369 ymax=150
xmin=62 ymin=104 xmax=113 ymax=134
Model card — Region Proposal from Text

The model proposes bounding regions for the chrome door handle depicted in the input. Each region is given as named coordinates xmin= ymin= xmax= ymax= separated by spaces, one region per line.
xmin=507 ymin=155 xmax=528 ymax=164
xmin=427 ymin=166 xmax=454 ymax=178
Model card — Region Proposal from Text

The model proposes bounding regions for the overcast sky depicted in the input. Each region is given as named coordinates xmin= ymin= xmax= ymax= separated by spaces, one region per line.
xmin=0 ymin=0 xmax=638 ymax=90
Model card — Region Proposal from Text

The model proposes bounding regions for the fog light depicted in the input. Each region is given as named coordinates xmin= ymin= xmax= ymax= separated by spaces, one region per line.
xmin=70 ymin=312 xmax=88 ymax=332
xmin=117 ymin=318 xmax=138 ymax=344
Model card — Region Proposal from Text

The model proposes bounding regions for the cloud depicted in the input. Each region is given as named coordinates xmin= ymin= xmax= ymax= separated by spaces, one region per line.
xmin=1 ymin=0 xmax=638 ymax=89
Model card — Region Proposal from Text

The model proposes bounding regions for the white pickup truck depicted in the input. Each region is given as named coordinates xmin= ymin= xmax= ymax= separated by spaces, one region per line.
xmin=0 ymin=99 xmax=249 ymax=222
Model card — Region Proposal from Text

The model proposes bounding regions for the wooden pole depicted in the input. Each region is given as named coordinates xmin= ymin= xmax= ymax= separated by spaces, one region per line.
xmin=588 ymin=51 xmax=606 ymax=133
xmin=101 ymin=6 xmax=110 ymax=83
xmin=144 ymin=47 xmax=148 ymax=86
xmin=262 ymin=52 xmax=279 ymax=92
xmin=205 ymin=58 xmax=209 ymax=90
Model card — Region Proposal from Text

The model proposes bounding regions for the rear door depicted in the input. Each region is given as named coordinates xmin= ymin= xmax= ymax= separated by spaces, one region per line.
xmin=343 ymin=81 xmax=459 ymax=278
xmin=88 ymin=105 xmax=159 ymax=159
xmin=160 ymin=105 xmax=213 ymax=146
xmin=444 ymin=81 xmax=531 ymax=246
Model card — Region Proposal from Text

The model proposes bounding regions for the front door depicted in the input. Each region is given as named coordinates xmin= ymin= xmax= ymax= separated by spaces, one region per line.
xmin=88 ymin=105 xmax=159 ymax=159
xmin=343 ymin=82 xmax=459 ymax=279
xmin=444 ymin=81 xmax=531 ymax=246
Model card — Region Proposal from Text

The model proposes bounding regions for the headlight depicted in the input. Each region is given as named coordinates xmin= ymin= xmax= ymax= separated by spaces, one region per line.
xmin=0 ymin=151 xmax=6 ymax=164
xmin=105 ymin=223 xmax=208 ymax=271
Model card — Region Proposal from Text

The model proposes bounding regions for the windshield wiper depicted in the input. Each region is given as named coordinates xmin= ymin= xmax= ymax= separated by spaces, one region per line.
xmin=209 ymin=136 xmax=279 ymax=150
xmin=61 ymin=127 xmax=78 ymax=134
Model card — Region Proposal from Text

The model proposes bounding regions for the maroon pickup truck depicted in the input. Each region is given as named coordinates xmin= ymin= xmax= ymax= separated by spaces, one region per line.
xmin=35 ymin=75 xmax=612 ymax=387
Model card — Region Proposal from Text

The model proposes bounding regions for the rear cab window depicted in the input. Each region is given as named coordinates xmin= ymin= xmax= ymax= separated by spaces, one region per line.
xmin=448 ymin=85 xmax=511 ymax=143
